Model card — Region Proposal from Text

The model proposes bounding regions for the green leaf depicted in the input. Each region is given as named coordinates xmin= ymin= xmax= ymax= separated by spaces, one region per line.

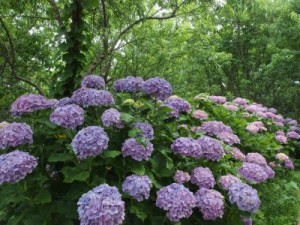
xmin=120 ymin=113 xmax=135 ymax=123
xmin=34 ymin=189 xmax=51 ymax=204
xmin=48 ymin=153 xmax=74 ymax=162
xmin=62 ymin=166 xmax=89 ymax=183
xmin=128 ymin=129 xmax=141 ymax=138
xmin=129 ymin=204 xmax=147 ymax=221
xmin=130 ymin=163 xmax=145 ymax=175
xmin=102 ymin=150 xmax=121 ymax=158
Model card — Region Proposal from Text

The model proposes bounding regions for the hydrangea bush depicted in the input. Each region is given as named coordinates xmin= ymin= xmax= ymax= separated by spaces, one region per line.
xmin=0 ymin=75 xmax=299 ymax=225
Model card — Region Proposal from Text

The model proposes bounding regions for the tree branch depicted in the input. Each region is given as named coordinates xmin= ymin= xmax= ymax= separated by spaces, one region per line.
xmin=47 ymin=0 xmax=65 ymax=28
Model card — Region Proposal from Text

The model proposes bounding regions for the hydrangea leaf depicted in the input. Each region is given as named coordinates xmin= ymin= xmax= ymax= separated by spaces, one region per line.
xmin=62 ymin=166 xmax=89 ymax=183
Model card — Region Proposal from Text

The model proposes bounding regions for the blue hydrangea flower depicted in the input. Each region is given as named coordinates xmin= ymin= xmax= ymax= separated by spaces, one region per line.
xmin=156 ymin=183 xmax=195 ymax=222
xmin=195 ymin=188 xmax=224 ymax=220
xmin=101 ymin=108 xmax=124 ymax=128
xmin=55 ymin=97 xmax=75 ymax=108
xmin=191 ymin=167 xmax=215 ymax=189
xmin=113 ymin=76 xmax=144 ymax=92
xmin=81 ymin=75 xmax=105 ymax=89
xmin=71 ymin=88 xmax=114 ymax=107
xmin=228 ymin=182 xmax=260 ymax=212
xmin=171 ymin=137 xmax=202 ymax=158
xmin=0 ymin=150 xmax=38 ymax=184
xmin=10 ymin=94 xmax=57 ymax=117
xmin=122 ymin=174 xmax=152 ymax=201
xmin=163 ymin=97 xmax=191 ymax=115
xmin=197 ymin=136 xmax=225 ymax=161
xmin=121 ymin=138 xmax=154 ymax=161
xmin=71 ymin=126 xmax=109 ymax=159
xmin=142 ymin=77 xmax=172 ymax=100
xmin=50 ymin=104 xmax=84 ymax=129
xmin=0 ymin=122 xmax=33 ymax=149
xmin=133 ymin=122 xmax=154 ymax=140
xmin=78 ymin=184 xmax=125 ymax=225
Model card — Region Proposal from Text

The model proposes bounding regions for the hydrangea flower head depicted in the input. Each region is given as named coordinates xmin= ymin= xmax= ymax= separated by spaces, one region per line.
xmin=173 ymin=170 xmax=190 ymax=184
xmin=216 ymin=132 xmax=240 ymax=145
xmin=223 ymin=103 xmax=239 ymax=111
xmin=81 ymin=75 xmax=105 ymax=89
xmin=285 ymin=159 xmax=295 ymax=169
xmin=287 ymin=131 xmax=300 ymax=139
xmin=113 ymin=76 xmax=144 ymax=92
xmin=101 ymin=108 xmax=123 ymax=128
xmin=0 ymin=122 xmax=33 ymax=149
xmin=238 ymin=162 xmax=269 ymax=183
xmin=275 ymin=134 xmax=288 ymax=144
xmin=219 ymin=174 xmax=242 ymax=190
xmin=78 ymin=184 xmax=125 ymax=225
xmin=50 ymin=104 xmax=84 ymax=129
xmin=209 ymin=96 xmax=226 ymax=104
xmin=227 ymin=147 xmax=245 ymax=161
xmin=133 ymin=122 xmax=154 ymax=140
xmin=71 ymin=126 xmax=109 ymax=159
xmin=201 ymin=121 xmax=233 ymax=136
xmin=233 ymin=97 xmax=248 ymax=106
xmin=195 ymin=188 xmax=224 ymax=220
xmin=121 ymin=138 xmax=154 ymax=161
xmin=71 ymin=88 xmax=114 ymax=107
xmin=122 ymin=174 xmax=152 ymax=201
xmin=0 ymin=121 xmax=10 ymax=129
xmin=191 ymin=167 xmax=215 ymax=188
xmin=241 ymin=217 xmax=253 ymax=225
xmin=142 ymin=77 xmax=172 ymax=100
xmin=55 ymin=97 xmax=75 ymax=108
xmin=171 ymin=137 xmax=202 ymax=158
xmin=192 ymin=110 xmax=208 ymax=120
xmin=197 ymin=136 xmax=225 ymax=161
xmin=156 ymin=183 xmax=195 ymax=222
xmin=0 ymin=150 xmax=38 ymax=184
xmin=245 ymin=152 xmax=267 ymax=166
xmin=164 ymin=97 xmax=191 ymax=114
xmin=276 ymin=153 xmax=289 ymax=162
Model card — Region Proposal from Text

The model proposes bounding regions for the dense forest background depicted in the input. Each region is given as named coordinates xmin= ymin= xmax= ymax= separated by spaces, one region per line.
xmin=0 ymin=0 xmax=299 ymax=119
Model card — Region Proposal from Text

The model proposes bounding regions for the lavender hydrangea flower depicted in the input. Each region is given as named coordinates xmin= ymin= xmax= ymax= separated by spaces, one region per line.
xmin=173 ymin=170 xmax=190 ymax=184
xmin=209 ymin=96 xmax=227 ymax=104
xmin=71 ymin=126 xmax=109 ymax=159
xmin=156 ymin=183 xmax=195 ymax=222
xmin=238 ymin=162 xmax=269 ymax=183
xmin=191 ymin=167 xmax=215 ymax=189
xmin=81 ymin=75 xmax=105 ymax=89
xmin=227 ymin=147 xmax=245 ymax=161
xmin=233 ymin=97 xmax=248 ymax=106
xmin=101 ymin=108 xmax=124 ymax=128
xmin=192 ymin=110 xmax=208 ymax=120
xmin=241 ymin=217 xmax=253 ymax=225
xmin=216 ymin=132 xmax=240 ymax=145
xmin=113 ymin=76 xmax=144 ymax=92
xmin=142 ymin=77 xmax=172 ymax=100
xmin=201 ymin=121 xmax=233 ymax=136
xmin=0 ymin=122 xmax=33 ymax=149
xmin=223 ymin=103 xmax=239 ymax=111
xmin=195 ymin=188 xmax=224 ymax=220
xmin=197 ymin=136 xmax=225 ymax=161
xmin=163 ymin=97 xmax=191 ymax=115
xmin=122 ymin=174 xmax=152 ymax=201
xmin=219 ymin=174 xmax=242 ymax=190
xmin=263 ymin=164 xmax=275 ymax=179
xmin=121 ymin=138 xmax=154 ymax=161
xmin=0 ymin=150 xmax=38 ymax=184
xmin=50 ymin=104 xmax=84 ymax=129
xmin=133 ymin=122 xmax=154 ymax=140
xmin=245 ymin=153 xmax=267 ymax=166
xmin=285 ymin=159 xmax=295 ymax=169
xmin=10 ymin=94 xmax=57 ymax=117
xmin=246 ymin=121 xmax=267 ymax=134
xmin=268 ymin=108 xmax=277 ymax=113
xmin=228 ymin=182 xmax=261 ymax=212
xmin=286 ymin=119 xmax=297 ymax=126
xmin=0 ymin=121 xmax=9 ymax=129
xmin=78 ymin=184 xmax=125 ymax=225
xmin=55 ymin=97 xmax=75 ymax=108
xmin=286 ymin=131 xmax=300 ymax=139
xmin=275 ymin=134 xmax=288 ymax=144
xmin=171 ymin=137 xmax=202 ymax=158
xmin=276 ymin=153 xmax=289 ymax=162
xmin=71 ymin=88 xmax=114 ymax=107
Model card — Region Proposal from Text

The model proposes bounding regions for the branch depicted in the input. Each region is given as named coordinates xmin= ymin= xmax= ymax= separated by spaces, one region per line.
xmin=47 ymin=0 xmax=65 ymax=28
xmin=0 ymin=16 xmax=44 ymax=95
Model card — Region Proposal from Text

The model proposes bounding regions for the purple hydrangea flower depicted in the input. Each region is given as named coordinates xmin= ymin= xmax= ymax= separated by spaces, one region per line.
xmin=192 ymin=110 xmax=208 ymax=120
xmin=122 ymin=174 xmax=152 ymax=201
xmin=238 ymin=162 xmax=269 ymax=183
xmin=197 ymin=136 xmax=225 ymax=161
xmin=275 ymin=134 xmax=288 ymax=144
xmin=287 ymin=131 xmax=300 ymax=139
xmin=201 ymin=121 xmax=233 ymax=136
xmin=156 ymin=183 xmax=195 ymax=222
xmin=268 ymin=108 xmax=277 ymax=113
xmin=163 ymin=97 xmax=191 ymax=115
xmin=285 ymin=159 xmax=295 ymax=169
xmin=263 ymin=164 xmax=275 ymax=179
xmin=216 ymin=132 xmax=240 ymax=145
xmin=289 ymin=126 xmax=300 ymax=133
xmin=223 ymin=103 xmax=239 ymax=111
xmin=246 ymin=121 xmax=267 ymax=134
xmin=113 ymin=76 xmax=144 ymax=92
xmin=228 ymin=182 xmax=260 ymax=212
xmin=276 ymin=153 xmax=289 ymax=162
xmin=241 ymin=216 xmax=253 ymax=225
xmin=142 ymin=77 xmax=173 ymax=100
xmin=233 ymin=97 xmax=248 ymax=106
xmin=55 ymin=97 xmax=75 ymax=108
xmin=286 ymin=118 xmax=297 ymax=126
xmin=101 ymin=108 xmax=124 ymax=128
xmin=0 ymin=150 xmax=38 ymax=184
xmin=78 ymin=184 xmax=125 ymax=225
xmin=171 ymin=137 xmax=202 ymax=158
xmin=0 ymin=121 xmax=9 ymax=129
xmin=133 ymin=122 xmax=154 ymax=140
xmin=71 ymin=126 xmax=109 ymax=159
xmin=195 ymin=188 xmax=224 ymax=220
xmin=191 ymin=167 xmax=215 ymax=189
xmin=219 ymin=174 xmax=242 ymax=190
xmin=81 ymin=75 xmax=105 ymax=89
xmin=50 ymin=104 xmax=84 ymax=129
xmin=121 ymin=138 xmax=154 ymax=161
xmin=10 ymin=94 xmax=57 ymax=117
xmin=227 ymin=147 xmax=246 ymax=161
xmin=0 ymin=122 xmax=33 ymax=149
xmin=71 ymin=88 xmax=114 ymax=107
xmin=209 ymin=96 xmax=227 ymax=104
xmin=173 ymin=170 xmax=190 ymax=184
xmin=245 ymin=153 xmax=267 ymax=166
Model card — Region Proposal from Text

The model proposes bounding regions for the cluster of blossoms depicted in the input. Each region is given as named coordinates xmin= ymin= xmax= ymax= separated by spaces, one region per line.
xmin=78 ymin=184 xmax=125 ymax=225
xmin=286 ymin=118 xmax=298 ymax=126
xmin=275 ymin=131 xmax=288 ymax=144
xmin=121 ymin=138 xmax=154 ymax=161
xmin=241 ymin=217 xmax=253 ymax=225
xmin=276 ymin=153 xmax=289 ymax=162
xmin=219 ymin=174 xmax=242 ymax=190
xmin=275 ymin=153 xmax=295 ymax=169
xmin=171 ymin=137 xmax=202 ymax=158
xmin=223 ymin=102 xmax=239 ymax=111
xmin=245 ymin=121 xmax=267 ymax=134
xmin=55 ymin=97 xmax=74 ymax=108
xmin=156 ymin=183 xmax=195 ymax=222
xmin=209 ymin=96 xmax=226 ymax=104
xmin=0 ymin=122 xmax=33 ymax=149
xmin=0 ymin=121 xmax=9 ymax=129
xmin=226 ymin=147 xmax=246 ymax=161
xmin=71 ymin=88 xmax=114 ymax=107
xmin=192 ymin=110 xmax=208 ymax=120
xmin=232 ymin=97 xmax=248 ymax=106
xmin=197 ymin=136 xmax=225 ymax=161
xmin=163 ymin=96 xmax=191 ymax=117
xmin=50 ymin=104 xmax=84 ymax=129
xmin=191 ymin=167 xmax=215 ymax=189
xmin=113 ymin=76 xmax=144 ymax=93
xmin=71 ymin=126 xmax=109 ymax=160
xmin=142 ymin=77 xmax=173 ymax=100
xmin=10 ymin=94 xmax=57 ymax=117
xmin=286 ymin=131 xmax=300 ymax=139
xmin=101 ymin=108 xmax=124 ymax=128
xmin=81 ymin=75 xmax=105 ymax=89
xmin=0 ymin=150 xmax=38 ymax=184
xmin=133 ymin=122 xmax=154 ymax=140
xmin=216 ymin=131 xmax=240 ymax=145
xmin=122 ymin=175 xmax=152 ymax=201
xmin=195 ymin=188 xmax=224 ymax=220
xmin=173 ymin=170 xmax=190 ymax=184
